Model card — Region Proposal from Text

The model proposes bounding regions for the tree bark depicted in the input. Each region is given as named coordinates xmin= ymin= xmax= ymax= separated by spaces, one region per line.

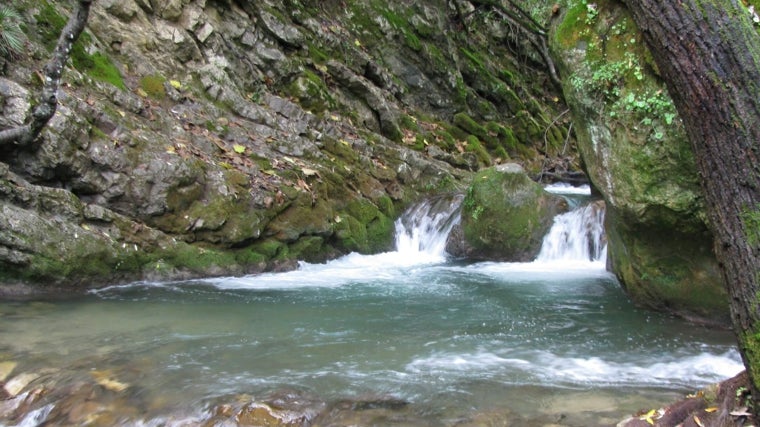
xmin=621 ymin=0 xmax=760 ymax=402
xmin=0 ymin=0 xmax=92 ymax=149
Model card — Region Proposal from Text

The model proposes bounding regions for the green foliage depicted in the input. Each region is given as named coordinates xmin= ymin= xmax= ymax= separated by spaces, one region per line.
xmin=566 ymin=13 xmax=678 ymax=140
xmin=0 ymin=5 xmax=25 ymax=59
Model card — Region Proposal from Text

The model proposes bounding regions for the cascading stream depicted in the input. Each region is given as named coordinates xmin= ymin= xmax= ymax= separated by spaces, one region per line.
xmin=536 ymin=200 xmax=607 ymax=263
xmin=394 ymin=193 xmax=463 ymax=258
xmin=0 ymin=185 xmax=742 ymax=427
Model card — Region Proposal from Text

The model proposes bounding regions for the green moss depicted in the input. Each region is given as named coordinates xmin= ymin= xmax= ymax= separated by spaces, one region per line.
xmin=460 ymin=166 xmax=560 ymax=260
xmin=289 ymin=236 xmax=327 ymax=262
xmin=378 ymin=6 xmax=421 ymax=50
xmin=34 ymin=1 xmax=68 ymax=51
xmin=140 ymin=74 xmax=167 ymax=100
xmin=412 ymin=134 xmax=426 ymax=151
xmin=366 ymin=214 xmax=394 ymax=251
xmin=741 ymin=203 xmax=760 ymax=246
xmin=250 ymin=238 xmax=289 ymax=259
xmin=465 ymin=135 xmax=491 ymax=166
xmin=460 ymin=47 xmax=486 ymax=70
xmin=742 ymin=328 xmax=760 ymax=392
xmin=235 ymin=249 xmax=268 ymax=265
xmin=287 ymin=69 xmax=335 ymax=114
xmin=555 ymin=3 xmax=587 ymax=45
xmin=308 ymin=43 xmax=329 ymax=64
xmin=346 ymin=198 xmax=381 ymax=224
xmin=399 ymin=114 xmax=419 ymax=131
xmin=334 ymin=214 xmax=368 ymax=253
xmin=82 ymin=52 xmax=124 ymax=89
xmin=34 ymin=1 xmax=125 ymax=89
xmin=165 ymin=244 xmax=237 ymax=272
xmin=376 ymin=195 xmax=395 ymax=217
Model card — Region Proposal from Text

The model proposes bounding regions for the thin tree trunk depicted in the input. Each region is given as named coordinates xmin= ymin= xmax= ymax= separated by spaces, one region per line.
xmin=622 ymin=0 xmax=760 ymax=402
xmin=0 ymin=0 xmax=92 ymax=149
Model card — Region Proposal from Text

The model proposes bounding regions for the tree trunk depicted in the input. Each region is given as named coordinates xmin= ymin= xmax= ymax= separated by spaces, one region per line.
xmin=0 ymin=0 xmax=92 ymax=149
xmin=621 ymin=0 xmax=760 ymax=402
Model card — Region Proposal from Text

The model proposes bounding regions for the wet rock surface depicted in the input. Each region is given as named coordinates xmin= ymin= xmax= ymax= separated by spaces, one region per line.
xmin=447 ymin=163 xmax=568 ymax=261
xmin=550 ymin=0 xmax=727 ymax=325
xmin=0 ymin=0 xmax=573 ymax=290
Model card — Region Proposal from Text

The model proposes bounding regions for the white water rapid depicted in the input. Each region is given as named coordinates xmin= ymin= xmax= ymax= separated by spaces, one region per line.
xmin=394 ymin=194 xmax=463 ymax=260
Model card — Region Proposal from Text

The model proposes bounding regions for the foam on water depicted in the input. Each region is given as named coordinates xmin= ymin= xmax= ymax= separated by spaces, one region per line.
xmin=544 ymin=183 xmax=592 ymax=195
xmin=406 ymin=349 xmax=743 ymax=389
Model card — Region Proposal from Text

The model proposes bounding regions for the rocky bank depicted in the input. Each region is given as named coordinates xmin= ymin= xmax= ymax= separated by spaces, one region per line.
xmin=0 ymin=0 xmax=731 ymax=324
xmin=0 ymin=0 xmax=573 ymax=292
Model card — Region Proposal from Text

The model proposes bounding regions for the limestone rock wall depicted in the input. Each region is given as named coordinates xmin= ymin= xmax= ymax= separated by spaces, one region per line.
xmin=0 ymin=0 xmax=570 ymax=290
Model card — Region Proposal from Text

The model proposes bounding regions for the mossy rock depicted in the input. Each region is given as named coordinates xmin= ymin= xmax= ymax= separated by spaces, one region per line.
xmin=333 ymin=199 xmax=395 ymax=254
xmin=452 ymin=163 xmax=567 ymax=261
xmin=266 ymin=198 xmax=334 ymax=242
xmin=606 ymin=207 xmax=729 ymax=326
xmin=333 ymin=214 xmax=369 ymax=253
xmin=551 ymin=0 xmax=726 ymax=324
xmin=287 ymin=70 xmax=335 ymax=114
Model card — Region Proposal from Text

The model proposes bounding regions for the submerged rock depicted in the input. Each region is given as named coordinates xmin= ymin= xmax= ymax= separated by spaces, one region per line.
xmin=447 ymin=163 xmax=568 ymax=261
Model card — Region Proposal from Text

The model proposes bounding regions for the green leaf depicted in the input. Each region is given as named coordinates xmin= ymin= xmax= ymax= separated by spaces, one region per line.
xmin=232 ymin=144 xmax=246 ymax=154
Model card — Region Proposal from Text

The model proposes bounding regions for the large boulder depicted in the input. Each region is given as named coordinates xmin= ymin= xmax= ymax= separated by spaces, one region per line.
xmin=550 ymin=0 xmax=728 ymax=325
xmin=447 ymin=163 xmax=567 ymax=261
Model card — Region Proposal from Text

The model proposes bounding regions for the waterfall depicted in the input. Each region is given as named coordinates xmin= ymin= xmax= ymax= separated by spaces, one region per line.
xmin=536 ymin=200 xmax=607 ymax=263
xmin=392 ymin=193 xmax=605 ymax=265
xmin=394 ymin=194 xmax=463 ymax=258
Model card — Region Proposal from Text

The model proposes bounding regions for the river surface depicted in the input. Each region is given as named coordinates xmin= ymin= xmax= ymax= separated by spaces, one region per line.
xmin=0 ymin=185 xmax=744 ymax=426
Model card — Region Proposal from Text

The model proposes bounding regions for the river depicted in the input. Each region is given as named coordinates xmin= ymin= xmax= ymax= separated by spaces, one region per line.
xmin=0 ymin=185 xmax=743 ymax=426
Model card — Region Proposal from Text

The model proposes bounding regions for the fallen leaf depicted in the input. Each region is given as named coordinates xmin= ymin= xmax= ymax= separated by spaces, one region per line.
xmin=298 ymin=181 xmax=311 ymax=193
xmin=693 ymin=415 xmax=704 ymax=427
xmin=301 ymin=167 xmax=319 ymax=177
xmin=730 ymin=407 xmax=752 ymax=417
xmin=639 ymin=408 xmax=662 ymax=426
xmin=233 ymin=144 xmax=246 ymax=154
xmin=705 ymin=407 xmax=718 ymax=413
xmin=169 ymin=80 xmax=182 ymax=89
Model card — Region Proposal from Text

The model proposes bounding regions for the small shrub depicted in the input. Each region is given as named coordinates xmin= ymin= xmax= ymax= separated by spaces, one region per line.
xmin=0 ymin=5 xmax=25 ymax=59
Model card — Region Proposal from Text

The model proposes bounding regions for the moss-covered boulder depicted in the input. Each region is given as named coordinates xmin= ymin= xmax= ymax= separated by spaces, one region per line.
xmin=550 ymin=0 xmax=727 ymax=325
xmin=447 ymin=163 xmax=567 ymax=261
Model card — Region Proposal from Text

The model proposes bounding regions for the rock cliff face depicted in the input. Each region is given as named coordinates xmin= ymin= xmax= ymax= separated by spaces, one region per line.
xmin=550 ymin=0 xmax=728 ymax=325
xmin=0 ymin=0 xmax=571 ymax=290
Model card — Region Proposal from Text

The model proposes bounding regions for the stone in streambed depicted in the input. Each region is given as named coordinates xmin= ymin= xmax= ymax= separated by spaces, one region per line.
xmin=447 ymin=163 xmax=568 ymax=261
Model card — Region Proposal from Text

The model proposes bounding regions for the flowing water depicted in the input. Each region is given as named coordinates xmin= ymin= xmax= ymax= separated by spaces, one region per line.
xmin=0 ymin=186 xmax=743 ymax=426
